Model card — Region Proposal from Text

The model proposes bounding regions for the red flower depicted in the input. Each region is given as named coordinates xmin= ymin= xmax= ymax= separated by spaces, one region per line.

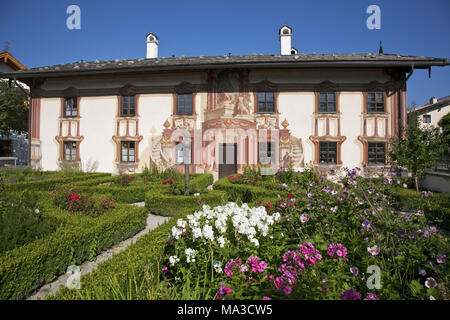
xmin=228 ymin=175 xmax=234 ymax=181
xmin=254 ymin=178 xmax=258 ymax=183
xmin=168 ymin=180 xmax=173 ymax=185
xmin=196 ymin=199 xmax=201 ymax=205
xmin=288 ymin=194 xmax=293 ymax=199
xmin=266 ymin=201 xmax=272 ymax=208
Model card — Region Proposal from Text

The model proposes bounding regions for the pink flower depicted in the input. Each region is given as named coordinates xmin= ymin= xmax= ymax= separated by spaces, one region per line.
xmin=364 ymin=293 xmax=379 ymax=300
xmin=261 ymin=296 xmax=272 ymax=300
xmin=216 ymin=285 xmax=233 ymax=300
xmin=340 ymin=289 xmax=362 ymax=300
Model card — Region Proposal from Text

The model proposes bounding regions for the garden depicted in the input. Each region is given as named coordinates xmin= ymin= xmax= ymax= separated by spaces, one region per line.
xmin=2 ymin=165 xmax=443 ymax=301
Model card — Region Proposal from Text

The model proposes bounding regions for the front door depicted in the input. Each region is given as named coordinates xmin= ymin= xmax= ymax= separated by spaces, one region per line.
xmin=219 ymin=143 xmax=237 ymax=179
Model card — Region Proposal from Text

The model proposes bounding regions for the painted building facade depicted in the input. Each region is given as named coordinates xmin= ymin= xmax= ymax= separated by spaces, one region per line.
xmin=2 ymin=26 xmax=449 ymax=178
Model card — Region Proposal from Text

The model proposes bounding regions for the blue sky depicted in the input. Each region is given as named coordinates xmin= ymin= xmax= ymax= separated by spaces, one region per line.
xmin=0 ymin=0 xmax=449 ymax=107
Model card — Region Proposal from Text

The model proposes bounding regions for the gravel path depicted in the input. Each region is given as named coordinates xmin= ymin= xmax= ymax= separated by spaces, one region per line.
xmin=27 ymin=202 xmax=169 ymax=300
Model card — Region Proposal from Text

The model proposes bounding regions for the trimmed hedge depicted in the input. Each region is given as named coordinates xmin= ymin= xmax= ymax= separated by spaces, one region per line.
xmin=10 ymin=172 xmax=111 ymax=192
xmin=50 ymin=215 xmax=175 ymax=300
xmin=213 ymin=177 xmax=287 ymax=203
xmin=0 ymin=203 xmax=148 ymax=300
xmin=190 ymin=174 xmax=214 ymax=191
xmin=391 ymin=188 xmax=450 ymax=230
xmin=50 ymin=186 xmax=225 ymax=300
xmin=145 ymin=188 xmax=227 ymax=217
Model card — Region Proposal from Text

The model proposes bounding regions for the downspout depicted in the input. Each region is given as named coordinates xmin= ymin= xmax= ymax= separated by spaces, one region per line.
xmin=399 ymin=65 xmax=414 ymax=135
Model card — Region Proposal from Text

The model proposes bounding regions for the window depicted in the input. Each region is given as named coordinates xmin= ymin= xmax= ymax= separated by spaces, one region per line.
xmin=423 ymin=114 xmax=431 ymax=124
xmin=368 ymin=142 xmax=386 ymax=165
xmin=63 ymin=141 xmax=77 ymax=161
xmin=367 ymin=92 xmax=385 ymax=113
xmin=121 ymin=141 xmax=135 ymax=163
xmin=319 ymin=92 xmax=336 ymax=113
xmin=257 ymin=92 xmax=275 ymax=113
xmin=121 ymin=96 xmax=136 ymax=117
xmin=64 ymin=98 xmax=78 ymax=117
xmin=259 ymin=142 xmax=275 ymax=164
xmin=0 ymin=140 xmax=12 ymax=157
xmin=177 ymin=94 xmax=193 ymax=115
xmin=319 ymin=142 xmax=337 ymax=164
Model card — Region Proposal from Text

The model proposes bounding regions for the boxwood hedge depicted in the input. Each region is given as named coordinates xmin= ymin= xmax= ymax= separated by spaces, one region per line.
xmin=0 ymin=202 xmax=148 ymax=300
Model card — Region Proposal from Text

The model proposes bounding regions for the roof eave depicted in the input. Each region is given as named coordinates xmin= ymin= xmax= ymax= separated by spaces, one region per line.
xmin=2 ymin=59 xmax=448 ymax=79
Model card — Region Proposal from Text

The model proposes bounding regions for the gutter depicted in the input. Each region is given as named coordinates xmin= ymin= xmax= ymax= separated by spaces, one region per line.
xmin=1 ymin=59 xmax=448 ymax=80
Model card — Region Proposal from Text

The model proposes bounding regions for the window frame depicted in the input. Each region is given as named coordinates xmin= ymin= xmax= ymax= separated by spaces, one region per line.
xmin=63 ymin=97 xmax=78 ymax=118
xmin=0 ymin=139 xmax=13 ymax=157
xmin=318 ymin=92 xmax=337 ymax=113
xmin=367 ymin=142 xmax=386 ymax=165
xmin=257 ymin=91 xmax=275 ymax=113
xmin=319 ymin=141 xmax=337 ymax=164
xmin=63 ymin=141 xmax=77 ymax=162
xmin=423 ymin=114 xmax=431 ymax=124
xmin=120 ymin=141 xmax=136 ymax=163
xmin=366 ymin=92 xmax=385 ymax=113
xmin=176 ymin=93 xmax=194 ymax=115
xmin=120 ymin=95 xmax=136 ymax=117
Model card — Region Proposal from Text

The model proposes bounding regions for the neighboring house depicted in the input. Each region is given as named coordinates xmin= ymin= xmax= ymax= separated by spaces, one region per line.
xmin=0 ymin=49 xmax=29 ymax=167
xmin=1 ymin=25 xmax=449 ymax=177
xmin=408 ymin=96 xmax=450 ymax=128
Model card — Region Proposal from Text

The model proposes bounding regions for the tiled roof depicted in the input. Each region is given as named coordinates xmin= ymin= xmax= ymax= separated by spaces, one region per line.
xmin=409 ymin=96 xmax=450 ymax=114
xmin=2 ymin=53 xmax=449 ymax=78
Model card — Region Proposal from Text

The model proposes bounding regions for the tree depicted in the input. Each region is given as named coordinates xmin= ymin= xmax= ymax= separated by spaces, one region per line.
xmin=389 ymin=112 xmax=446 ymax=192
xmin=438 ymin=112 xmax=450 ymax=146
xmin=0 ymin=80 xmax=29 ymax=136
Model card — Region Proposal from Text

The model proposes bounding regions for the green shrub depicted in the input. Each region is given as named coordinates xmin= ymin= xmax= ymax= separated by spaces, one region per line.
xmin=391 ymin=188 xmax=450 ymax=229
xmin=0 ymin=190 xmax=58 ymax=254
xmin=213 ymin=177 xmax=285 ymax=203
xmin=145 ymin=189 xmax=227 ymax=217
xmin=0 ymin=203 xmax=148 ymax=300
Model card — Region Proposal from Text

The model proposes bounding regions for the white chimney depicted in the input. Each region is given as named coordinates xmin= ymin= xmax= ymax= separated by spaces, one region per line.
xmin=430 ymin=97 xmax=438 ymax=104
xmin=146 ymin=32 xmax=159 ymax=59
xmin=279 ymin=24 xmax=293 ymax=55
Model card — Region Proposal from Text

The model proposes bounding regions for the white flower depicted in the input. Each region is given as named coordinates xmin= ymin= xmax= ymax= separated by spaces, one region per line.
xmin=34 ymin=208 xmax=40 ymax=214
xmin=169 ymin=255 xmax=180 ymax=266
xmin=217 ymin=236 xmax=226 ymax=248
xmin=185 ymin=248 xmax=197 ymax=263
xmin=202 ymin=224 xmax=214 ymax=241
xmin=192 ymin=227 xmax=202 ymax=239
xmin=171 ymin=226 xmax=182 ymax=240
xmin=177 ymin=219 xmax=187 ymax=228
xmin=250 ymin=238 xmax=260 ymax=247
xmin=213 ymin=260 xmax=223 ymax=273
xmin=194 ymin=193 xmax=200 ymax=196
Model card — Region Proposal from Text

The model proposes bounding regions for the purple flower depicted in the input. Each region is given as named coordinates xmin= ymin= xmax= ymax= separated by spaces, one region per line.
xmin=361 ymin=220 xmax=372 ymax=231
xmin=364 ymin=293 xmax=379 ymax=300
xmin=425 ymin=277 xmax=437 ymax=289
xmin=418 ymin=269 xmax=427 ymax=276
xmin=340 ymin=289 xmax=362 ymax=300
xmin=330 ymin=205 xmax=338 ymax=213
xmin=300 ymin=214 xmax=310 ymax=224
xmin=436 ymin=254 xmax=446 ymax=264
xmin=350 ymin=267 xmax=359 ymax=276
xmin=162 ymin=267 xmax=168 ymax=274
xmin=417 ymin=209 xmax=425 ymax=216
xmin=216 ymin=285 xmax=233 ymax=300
xmin=367 ymin=245 xmax=380 ymax=256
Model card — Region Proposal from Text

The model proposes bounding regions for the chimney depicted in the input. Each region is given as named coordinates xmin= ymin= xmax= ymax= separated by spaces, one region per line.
xmin=430 ymin=97 xmax=438 ymax=104
xmin=146 ymin=32 xmax=159 ymax=59
xmin=279 ymin=24 xmax=293 ymax=55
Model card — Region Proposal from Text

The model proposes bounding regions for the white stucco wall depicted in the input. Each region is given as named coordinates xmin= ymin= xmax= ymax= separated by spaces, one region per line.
xmin=79 ymin=96 xmax=116 ymax=172
xmin=40 ymin=98 xmax=60 ymax=171
xmin=278 ymin=92 xmax=314 ymax=166
xmin=340 ymin=92 xmax=364 ymax=169
xmin=419 ymin=104 xmax=450 ymax=128
xmin=139 ymin=94 xmax=173 ymax=170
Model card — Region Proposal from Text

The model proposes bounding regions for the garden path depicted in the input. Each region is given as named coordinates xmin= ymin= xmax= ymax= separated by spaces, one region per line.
xmin=27 ymin=202 xmax=169 ymax=300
